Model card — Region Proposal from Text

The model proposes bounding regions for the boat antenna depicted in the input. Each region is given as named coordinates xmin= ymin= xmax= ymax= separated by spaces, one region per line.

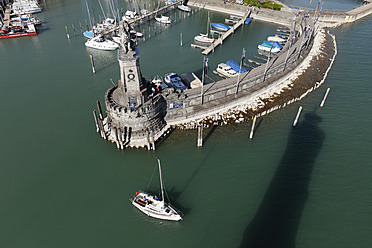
xmin=157 ymin=159 xmax=165 ymax=208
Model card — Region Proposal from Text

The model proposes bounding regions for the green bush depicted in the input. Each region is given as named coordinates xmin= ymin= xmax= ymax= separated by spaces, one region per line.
xmin=243 ymin=0 xmax=282 ymax=11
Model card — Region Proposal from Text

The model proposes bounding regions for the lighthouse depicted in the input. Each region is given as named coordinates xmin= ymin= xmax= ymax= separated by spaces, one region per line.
xmin=102 ymin=21 xmax=167 ymax=150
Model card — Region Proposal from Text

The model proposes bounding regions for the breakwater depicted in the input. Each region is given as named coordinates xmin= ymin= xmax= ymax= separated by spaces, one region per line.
xmin=165 ymin=29 xmax=336 ymax=129
xmin=96 ymin=0 xmax=372 ymax=149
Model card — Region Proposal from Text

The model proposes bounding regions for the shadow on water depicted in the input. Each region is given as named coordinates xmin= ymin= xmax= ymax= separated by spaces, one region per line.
xmin=203 ymin=124 xmax=218 ymax=145
xmin=239 ymin=112 xmax=325 ymax=248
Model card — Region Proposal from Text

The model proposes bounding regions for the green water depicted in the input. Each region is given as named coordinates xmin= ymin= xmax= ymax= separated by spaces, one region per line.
xmin=0 ymin=1 xmax=371 ymax=247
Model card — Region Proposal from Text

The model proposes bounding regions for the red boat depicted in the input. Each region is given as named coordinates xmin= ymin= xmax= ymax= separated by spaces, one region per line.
xmin=0 ymin=24 xmax=37 ymax=39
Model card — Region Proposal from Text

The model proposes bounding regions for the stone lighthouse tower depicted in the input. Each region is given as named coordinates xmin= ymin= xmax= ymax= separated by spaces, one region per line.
xmin=102 ymin=21 xmax=167 ymax=150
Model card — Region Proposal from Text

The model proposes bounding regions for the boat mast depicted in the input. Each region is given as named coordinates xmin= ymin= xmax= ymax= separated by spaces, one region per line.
xmin=157 ymin=159 xmax=165 ymax=208
xmin=86 ymin=1 xmax=93 ymax=29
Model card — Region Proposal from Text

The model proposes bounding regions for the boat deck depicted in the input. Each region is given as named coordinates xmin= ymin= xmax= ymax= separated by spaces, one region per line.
xmin=202 ymin=10 xmax=251 ymax=55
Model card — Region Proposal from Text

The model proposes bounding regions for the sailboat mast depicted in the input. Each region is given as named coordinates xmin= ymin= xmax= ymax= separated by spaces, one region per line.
xmin=86 ymin=1 xmax=93 ymax=29
xmin=157 ymin=159 xmax=165 ymax=204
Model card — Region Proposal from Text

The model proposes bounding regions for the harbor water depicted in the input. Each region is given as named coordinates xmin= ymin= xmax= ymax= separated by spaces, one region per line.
xmin=0 ymin=1 xmax=371 ymax=247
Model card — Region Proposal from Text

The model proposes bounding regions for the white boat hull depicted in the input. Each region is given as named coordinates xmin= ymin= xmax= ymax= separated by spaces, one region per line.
xmin=194 ymin=34 xmax=214 ymax=43
xmin=131 ymin=192 xmax=182 ymax=221
xmin=258 ymin=45 xmax=281 ymax=53
xmin=85 ymin=36 xmax=119 ymax=51
xmin=155 ymin=16 xmax=171 ymax=24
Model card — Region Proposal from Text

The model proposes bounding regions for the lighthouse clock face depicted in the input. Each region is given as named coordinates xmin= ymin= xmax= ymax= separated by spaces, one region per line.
xmin=127 ymin=69 xmax=135 ymax=83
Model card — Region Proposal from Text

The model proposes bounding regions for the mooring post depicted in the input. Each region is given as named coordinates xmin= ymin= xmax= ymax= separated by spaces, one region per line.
xmin=97 ymin=117 xmax=106 ymax=139
xmin=320 ymin=88 xmax=330 ymax=107
xmin=180 ymin=32 xmax=183 ymax=46
xmin=65 ymin=26 xmax=70 ymax=39
xmin=71 ymin=23 xmax=76 ymax=36
xmin=151 ymin=131 xmax=156 ymax=150
xmin=249 ymin=116 xmax=257 ymax=139
xmin=293 ymin=106 xmax=303 ymax=127
xmin=90 ymin=54 xmax=96 ymax=74
xmin=93 ymin=110 xmax=99 ymax=133
xmin=114 ymin=128 xmax=120 ymax=149
xmin=197 ymin=125 xmax=203 ymax=147
xmin=96 ymin=100 xmax=103 ymax=120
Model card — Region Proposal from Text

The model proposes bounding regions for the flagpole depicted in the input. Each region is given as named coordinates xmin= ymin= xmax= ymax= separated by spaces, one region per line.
xmin=263 ymin=43 xmax=273 ymax=82
xmin=236 ymin=48 xmax=245 ymax=95
xmin=201 ymin=56 xmax=207 ymax=105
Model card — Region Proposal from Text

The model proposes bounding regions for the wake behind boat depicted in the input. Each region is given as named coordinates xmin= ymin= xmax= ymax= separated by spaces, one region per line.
xmin=130 ymin=159 xmax=182 ymax=221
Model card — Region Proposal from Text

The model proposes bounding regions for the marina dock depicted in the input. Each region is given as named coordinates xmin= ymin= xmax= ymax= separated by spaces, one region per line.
xmin=100 ymin=1 xmax=180 ymax=36
xmin=202 ymin=10 xmax=251 ymax=55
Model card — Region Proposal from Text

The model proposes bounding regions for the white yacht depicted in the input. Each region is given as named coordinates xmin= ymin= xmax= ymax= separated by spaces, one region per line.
xmin=130 ymin=160 xmax=182 ymax=221
xmin=155 ymin=15 xmax=171 ymax=24
xmin=267 ymin=36 xmax=286 ymax=43
xmin=85 ymin=35 xmax=119 ymax=51
xmin=122 ymin=10 xmax=138 ymax=22
xmin=164 ymin=73 xmax=187 ymax=90
xmin=178 ymin=5 xmax=191 ymax=12
xmin=194 ymin=33 xmax=214 ymax=43
xmin=215 ymin=63 xmax=238 ymax=78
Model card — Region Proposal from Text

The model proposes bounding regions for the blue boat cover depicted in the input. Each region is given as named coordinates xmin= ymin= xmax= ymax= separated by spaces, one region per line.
xmin=245 ymin=18 xmax=252 ymax=24
xmin=83 ymin=31 xmax=95 ymax=39
xmin=226 ymin=60 xmax=247 ymax=73
xmin=211 ymin=23 xmax=230 ymax=31
xmin=263 ymin=40 xmax=283 ymax=49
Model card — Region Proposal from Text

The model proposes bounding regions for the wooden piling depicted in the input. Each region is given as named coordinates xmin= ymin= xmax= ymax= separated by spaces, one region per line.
xmin=96 ymin=100 xmax=103 ymax=119
xmin=249 ymin=116 xmax=256 ymax=139
xmin=93 ymin=110 xmax=99 ymax=133
xmin=320 ymin=88 xmax=330 ymax=107
xmin=293 ymin=106 xmax=303 ymax=127
xmin=90 ymin=54 xmax=96 ymax=74
xmin=197 ymin=125 xmax=203 ymax=147
xmin=65 ymin=26 xmax=70 ymax=39
xmin=114 ymin=128 xmax=120 ymax=149
xmin=71 ymin=23 xmax=76 ymax=36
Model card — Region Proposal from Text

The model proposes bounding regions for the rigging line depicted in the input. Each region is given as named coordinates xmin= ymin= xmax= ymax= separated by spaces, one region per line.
xmin=145 ymin=162 xmax=157 ymax=192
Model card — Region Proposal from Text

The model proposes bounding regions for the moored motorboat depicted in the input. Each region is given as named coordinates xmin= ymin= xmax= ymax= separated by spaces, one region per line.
xmin=122 ymin=10 xmax=138 ymax=22
xmin=155 ymin=15 xmax=171 ymax=24
xmin=151 ymin=76 xmax=169 ymax=90
xmin=211 ymin=23 xmax=230 ymax=32
xmin=0 ymin=23 xmax=37 ymax=39
xmin=226 ymin=60 xmax=247 ymax=74
xmin=215 ymin=63 xmax=238 ymax=78
xmin=258 ymin=41 xmax=283 ymax=53
xmin=85 ymin=35 xmax=119 ymax=50
xmin=164 ymin=73 xmax=187 ymax=91
xmin=178 ymin=5 xmax=191 ymax=12
xmin=267 ymin=35 xmax=286 ymax=43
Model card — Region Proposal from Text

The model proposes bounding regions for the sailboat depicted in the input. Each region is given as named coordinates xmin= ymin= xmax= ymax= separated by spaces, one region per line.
xmin=194 ymin=14 xmax=214 ymax=43
xmin=130 ymin=159 xmax=183 ymax=221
